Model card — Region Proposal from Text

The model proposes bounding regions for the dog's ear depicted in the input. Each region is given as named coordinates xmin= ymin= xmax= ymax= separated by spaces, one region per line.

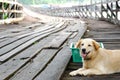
xmin=75 ymin=39 xmax=83 ymax=48
xmin=92 ymin=40 xmax=100 ymax=50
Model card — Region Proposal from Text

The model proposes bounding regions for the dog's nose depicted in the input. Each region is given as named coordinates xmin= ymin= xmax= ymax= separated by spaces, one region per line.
xmin=82 ymin=48 xmax=86 ymax=53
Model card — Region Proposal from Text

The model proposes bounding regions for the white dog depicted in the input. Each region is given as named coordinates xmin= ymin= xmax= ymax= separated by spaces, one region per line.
xmin=69 ymin=38 xmax=120 ymax=76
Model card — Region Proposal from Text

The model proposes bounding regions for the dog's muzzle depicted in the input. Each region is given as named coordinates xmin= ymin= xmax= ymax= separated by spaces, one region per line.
xmin=81 ymin=48 xmax=90 ymax=58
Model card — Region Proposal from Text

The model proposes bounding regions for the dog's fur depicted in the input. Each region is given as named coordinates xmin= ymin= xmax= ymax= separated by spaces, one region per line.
xmin=69 ymin=38 xmax=120 ymax=76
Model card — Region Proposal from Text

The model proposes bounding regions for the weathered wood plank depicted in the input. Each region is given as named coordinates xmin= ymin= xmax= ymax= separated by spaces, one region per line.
xmin=68 ymin=22 xmax=87 ymax=43
xmin=0 ymin=23 xmax=56 ymax=48
xmin=33 ymin=23 xmax=57 ymax=32
xmin=0 ymin=33 xmax=41 ymax=56
xmin=0 ymin=22 xmax=66 ymax=57
xmin=69 ymin=32 xmax=78 ymax=39
xmin=34 ymin=47 xmax=71 ymax=80
xmin=0 ymin=38 xmax=7 ymax=43
xmin=44 ymin=32 xmax=71 ymax=49
xmin=35 ymin=22 xmax=87 ymax=80
xmin=23 ymin=23 xmax=42 ymax=29
xmin=0 ymin=27 xmax=65 ymax=62
xmin=89 ymin=31 xmax=120 ymax=34
xmin=94 ymin=38 xmax=120 ymax=42
xmin=0 ymin=35 xmax=45 ymax=62
xmin=10 ymin=49 xmax=60 ymax=80
xmin=0 ymin=21 xmax=67 ymax=80
xmin=0 ymin=34 xmax=55 ymax=80
xmin=0 ymin=20 xmax=86 ymax=80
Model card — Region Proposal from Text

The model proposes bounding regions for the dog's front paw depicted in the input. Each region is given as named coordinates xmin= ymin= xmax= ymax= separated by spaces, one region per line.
xmin=69 ymin=71 xmax=78 ymax=76
xmin=78 ymin=71 xmax=88 ymax=76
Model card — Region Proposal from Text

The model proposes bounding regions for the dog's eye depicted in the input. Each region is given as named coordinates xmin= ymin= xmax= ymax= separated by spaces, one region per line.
xmin=81 ymin=44 xmax=84 ymax=46
xmin=88 ymin=44 xmax=91 ymax=47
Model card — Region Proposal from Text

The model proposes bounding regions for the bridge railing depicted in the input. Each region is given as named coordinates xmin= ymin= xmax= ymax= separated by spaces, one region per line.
xmin=0 ymin=0 xmax=23 ymax=24
xmin=45 ymin=0 xmax=120 ymax=25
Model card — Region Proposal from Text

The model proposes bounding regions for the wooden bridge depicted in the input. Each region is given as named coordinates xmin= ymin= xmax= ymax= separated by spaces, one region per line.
xmin=44 ymin=0 xmax=120 ymax=25
xmin=0 ymin=0 xmax=120 ymax=80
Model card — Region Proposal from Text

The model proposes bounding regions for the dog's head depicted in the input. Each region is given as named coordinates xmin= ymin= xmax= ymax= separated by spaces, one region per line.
xmin=75 ymin=38 xmax=100 ymax=60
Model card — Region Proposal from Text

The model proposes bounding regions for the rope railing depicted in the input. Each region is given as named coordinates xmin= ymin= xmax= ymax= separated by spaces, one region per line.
xmin=0 ymin=0 xmax=24 ymax=24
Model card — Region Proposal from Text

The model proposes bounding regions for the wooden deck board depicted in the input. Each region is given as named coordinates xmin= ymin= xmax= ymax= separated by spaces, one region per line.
xmin=0 ymin=34 xmax=41 ymax=56
xmin=44 ymin=32 xmax=71 ymax=49
xmin=0 ymin=35 xmax=55 ymax=80
xmin=0 ymin=22 xmax=67 ymax=62
xmin=34 ymin=22 xmax=87 ymax=80
xmin=34 ymin=47 xmax=71 ymax=80
xmin=0 ymin=20 xmax=92 ymax=80
xmin=0 ymin=23 xmax=56 ymax=48
xmin=10 ymin=49 xmax=59 ymax=80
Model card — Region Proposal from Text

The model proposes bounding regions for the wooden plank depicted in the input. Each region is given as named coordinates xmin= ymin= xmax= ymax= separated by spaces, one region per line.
xmin=10 ymin=49 xmax=60 ymax=80
xmin=34 ymin=46 xmax=71 ymax=80
xmin=0 ymin=30 xmax=58 ymax=62
xmin=0 ymin=21 xmax=84 ymax=80
xmin=0 ymin=35 xmax=7 ymax=39
xmin=19 ymin=23 xmax=42 ymax=29
xmin=0 ymin=38 xmax=7 ymax=43
xmin=94 ymin=38 xmax=120 ymax=42
xmin=68 ymin=22 xmax=87 ymax=43
xmin=33 ymin=23 xmax=57 ymax=32
xmin=0 ymin=23 xmax=55 ymax=48
xmin=35 ymin=22 xmax=87 ymax=80
xmin=0 ymin=33 xmax=42 ymax=56
xmin=0 ymin=22 xmax=63 ymax=55
xmin=0 ymin=23 xmax=48 ymax=38
xmin=0 ymin=22 xmax=67 ymax=79
xmin=0 ymin=35 xmax=45 ymax=62
xmin=44 ymin=32 xmax=71 ymax=49
xmin=0 ymin=22 xmax=67 ymax=62
xmin=0 ymin=34 xmax=55 ymax=80
xmin=89 ymin=31 xmax=120 ymax=34
xmin=69 ymin=32 xmax=78 ymax=39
